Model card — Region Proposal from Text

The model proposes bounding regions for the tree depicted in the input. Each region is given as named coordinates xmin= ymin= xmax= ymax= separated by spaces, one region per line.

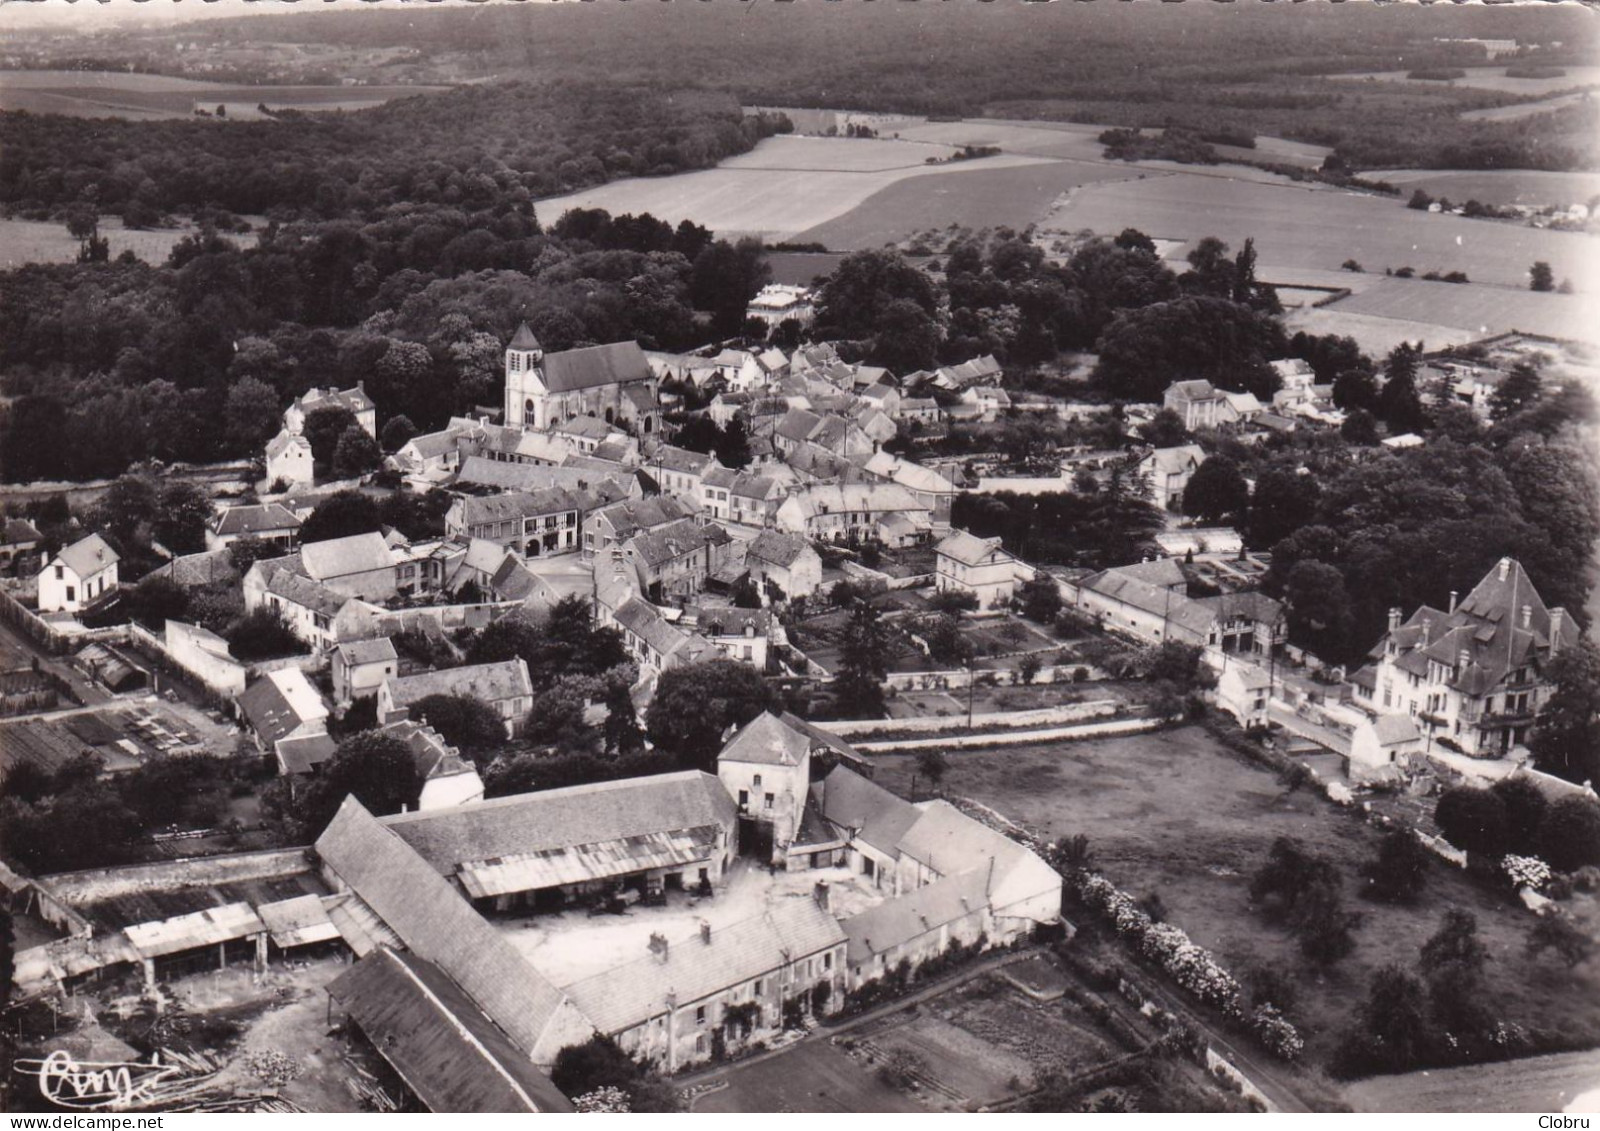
xmin=1283 ymin=559 xmax=1351 ymax=660
xmin=332 ymin=423 xmax=382 ymax=478
xmin=1529 ymin=261 xmax=1555 ymax=293
xmin=689 ymin=238 xmax=771 ymax=337
xmin=927 ymin=589 xmax=980 ymax=615
xmin=124 ymin=574 xmax=189 ymax=630
xmin=1094 ymin=295 xmax=1282 ymax=403
xmin=1489 ymin=363 xmax=1542 ymax=422
xmin=1407 ymin=189 xmax=1433 ymax=211
xmin=153 ymin=481 xmax=214 ymax=554
xmin=1340 ymin=407 xmax=1379 ymax=446
xmin=1378 ymin=342 xmax=1426 ymax=434
xmin=1017 ymin=573 xmax=1063 ymax=624
xmin=1248 ymin=469 xmax=1320 ymax=551
xmin=645 ymin=659 xmax=775 ymax=770
xmin=1137 ymin=408 xmax=1191 ymax=449
xmin=1433 ymin=785 xmax=1509 ymax=858
xmin=1529 ymin=640 xmax=1600 ymax=787
xmin=380 ymin=414 xmax=418 ymax=453
xmin=1539 ymin=797 xmax=1600 ymax=873
xmin=551 ymin=1036 xmax=682 ymax=1113
xmin=299 ymin=489 xmax=383 ymax=544
xmin=835 ymin=598 xmax=891 ymax=718
xmin=1295 ymin=876 xmax=1358 ymax=966
xmin=410 ymin=693 xmax=507 ymax=762
xmin=870 ymin=298 xmax=941 ymax=373
xmin=1182 ymin=455 xmax=1249 ymax=524
xmin=917 ymin=749 xmax=950 ymax=793
xmin=1362 ymin=829 xmax=1430 ymax=904
xmin=295 ymin=730 xmax=423 ymax=838
xmin=302 ymin=404 xmax=360 ymax=466
xmin=1526 ymin=913 xmax=1594 ymax=968
xmin=1355 ymin=965 xmax=1431 ymax=1070
xmin=225 ymin=375 xmax=282 ymax=454
xmin=526 ymin=674 xmax=602 ymax=754
xmin=1420 ymin=909 xmax=1490 ymax=1034
xmin=224 ymin=607 xmax=305 ymax=660
xmin=814 ymin=247 xmax=939 ymax=341
xmin=1332 ymin=367 xmax=1380 ymax=412
xmin=920 ymin=612 xmax=972 ymax=666
xmin=228 ymin=534 xmax=276 ymax=574
xmin=602 ymin=673 xmax=646 ymax=756
xmin=1489 ymin=776 xmax=1549 ymax=856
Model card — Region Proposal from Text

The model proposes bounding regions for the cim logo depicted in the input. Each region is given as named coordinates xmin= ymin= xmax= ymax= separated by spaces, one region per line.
xmin=14 ymin=1050 xmax=181 ymax=1110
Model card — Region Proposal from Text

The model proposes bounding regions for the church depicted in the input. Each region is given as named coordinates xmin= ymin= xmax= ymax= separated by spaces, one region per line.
xmin=502 ymin=323 xmax=659 ymax=435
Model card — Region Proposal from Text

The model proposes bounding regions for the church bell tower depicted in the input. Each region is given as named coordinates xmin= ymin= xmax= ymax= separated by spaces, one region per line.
xmin=504 ymin=321 xmax=545 ymax=430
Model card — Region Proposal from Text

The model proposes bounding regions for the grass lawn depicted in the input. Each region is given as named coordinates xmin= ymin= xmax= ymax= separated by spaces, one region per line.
xmin=871 ymin=725 xmax=1600 ymax=1074
xmin=693 ymin=1040 xmax=923 ymax=1113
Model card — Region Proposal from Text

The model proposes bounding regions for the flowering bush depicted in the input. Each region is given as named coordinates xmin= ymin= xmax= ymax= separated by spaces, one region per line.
xmin=1072 ymin=871 xmax=1298 ymax=1059
xmin=1503 ymin=854 xmax=1552 ymax=892
xmin=573 ymin=1087 xmax=631 ymax=1113
xmin=1251 ymin=1004 xmax=1303 ymax=1062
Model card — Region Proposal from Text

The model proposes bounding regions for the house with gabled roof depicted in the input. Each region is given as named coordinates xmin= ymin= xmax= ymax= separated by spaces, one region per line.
xmin=332 ymin=636 xmax=398 ymax=707
xmin=379 ymin=659 xmax=534 ymax=739
xmin=1136 ymin=443 xmax=1206 ymax=511
xmin=285 ymin=385 xmax=376 ymax=438
xmin=205 ymin=503 xmax=301 ymax=553
xmin=237 ymin=668 xmax=331 ymax=772
xmin=582 ymin=495 xmax=697 ymax=559
xmin=935 ymin=530 xmax=1025 ymax=610
xmin=646 ymin=443 xmax=722 ymax=508
xmin=328 ymin=947 xmax=573 ymax=1113
xmin=265 ymin=429 xmax=314 ymax=489
xmin=314 ymin=798 xmax=595 ymax=1067
xmin=1 ymin=517 xmax=43 ymax=570
xmin=1364 ymin=556 xmax=1580 ymax=757
xmin=38 ymin=533 xmax=119 ymax=614
xmin=744 ymin=529 xmax=823 ymax=600
xmin=621 ymin=517 xmax=734 ymax=601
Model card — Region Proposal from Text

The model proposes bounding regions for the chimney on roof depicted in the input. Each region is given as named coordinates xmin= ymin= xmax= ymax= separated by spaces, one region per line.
xmin=1387 ymin=608 xmax=1402 ymax=634
xmin=1448 ymin=591 xmax=1458 ymax=613
xmin=1550 ymin=608 xmax=1565 ymax=656
xmin=700 ymin=921 xmax=712 ymax=946
xmin=1498 ymin=558 xmax=1511 ymax=581
xmin=1458 ymin=648 xmax=1470 ymax=670
xmin=813 ymin=880 xmax=830 ymax=911
xmin=648 ymin=932 xmax=670 ymax=963
xmin=1522 ymin=605 xmax=1532 ymax=629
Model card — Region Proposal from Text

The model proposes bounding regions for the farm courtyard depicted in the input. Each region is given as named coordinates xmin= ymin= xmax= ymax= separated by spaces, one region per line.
xmin=870 ymin=725 xmax=1600 ymax=1079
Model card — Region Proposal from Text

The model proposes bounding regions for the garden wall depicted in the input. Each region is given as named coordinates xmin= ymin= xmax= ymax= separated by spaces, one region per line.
xmin=820 ymin=699 xmax=1119 ymax=738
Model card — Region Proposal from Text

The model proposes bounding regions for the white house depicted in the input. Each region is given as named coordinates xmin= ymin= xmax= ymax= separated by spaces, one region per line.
xmin=1347 ymin=714 xmax=1423 ymax=784
xmin=744 ymin=529 xmax=823 ymax=601
xmin=284 ymin=385 xmax=377 ymax=438
xmin=745 ymin=285 xmax=816 ymax=331
xmin=265 ymin=429 xmax=315 ymax=488
xmin=205 ymin=503 xmax=301 ymax=553
xmin=935 ymin=530 xmax=1024 ymax=611
xmin=332 ymin=636 xmax=399 ymax=708
xmin=38 ymin=534 xmax=119 ymax=614
xmin=1137 ymin=444 xmax=1206 ymax=511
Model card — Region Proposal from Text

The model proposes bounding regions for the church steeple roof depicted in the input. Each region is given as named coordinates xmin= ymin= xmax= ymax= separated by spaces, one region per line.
xmin=508 ymin=322 xmax=543 ymax=352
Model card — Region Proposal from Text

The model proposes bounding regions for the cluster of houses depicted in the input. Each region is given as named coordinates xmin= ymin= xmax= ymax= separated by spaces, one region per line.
xmin=7 ymin=711 xmax=1063 ymax=1113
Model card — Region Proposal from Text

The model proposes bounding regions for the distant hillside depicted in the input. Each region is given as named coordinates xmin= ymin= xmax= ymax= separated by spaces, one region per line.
xmin=9 ymin=1 xmax=1596 ymax=173
xmin=0 ymin=82 xmax=784 ymax=218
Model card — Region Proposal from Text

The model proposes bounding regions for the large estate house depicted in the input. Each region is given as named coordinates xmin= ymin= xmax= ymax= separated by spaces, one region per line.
xmin=1353 ymin=557 xmax=1579 ymax=758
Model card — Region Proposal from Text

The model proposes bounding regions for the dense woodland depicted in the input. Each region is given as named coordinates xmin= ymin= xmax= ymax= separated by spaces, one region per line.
xmin=0 ymin=83 xmax=789 ymax=218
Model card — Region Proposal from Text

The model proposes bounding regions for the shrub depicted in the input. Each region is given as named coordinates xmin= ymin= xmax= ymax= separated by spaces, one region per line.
xmin=1539 ymin=798 xmax=1600 ymax=873
xmin=1362 ymin=830 xmax=1430 ymax=904
xmin=1434 ymin=785 xmax=1510 ymax=858
xmin=1491 ymin=776 xmax=1549 ymax=856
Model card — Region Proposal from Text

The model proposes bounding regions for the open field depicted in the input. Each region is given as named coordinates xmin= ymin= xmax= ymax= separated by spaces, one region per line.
xmin=532 ymin=135 xmax=1052 ymax=241
xmin=1327 ymin=277 xmax=1600 ymax=344
xmin=1363 ymin=168 xmax=1600 ymax=209
xmin=796 ymin=160 xmax=1133 ymax=251
xmin=0 ymin=216 xmax=262 ymax=268
xmin=871 ymin=725 xmax=1600 ymax=1069
xmin=1343 ymin=1049 xmax=1600 ymax=1114
xmin=1462 ymin=92 xmax=1597 ymax=123
xmin=1282 ymin=308 xmax=1481 ymax=360
xmin=0 ymin=69 xmax=444 ymax=119
xmin=1049 ymin=169 xmax=1600 ymax=293
xmin=1328 ymin=65 xmax=1600 ymax=97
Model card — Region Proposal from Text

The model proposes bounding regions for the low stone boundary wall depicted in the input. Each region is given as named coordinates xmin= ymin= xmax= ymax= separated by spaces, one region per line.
xmin=851 ymin=715 xmax=1163 ymax=753
xmin=819 ymin=699 xmax=1119 ymax=739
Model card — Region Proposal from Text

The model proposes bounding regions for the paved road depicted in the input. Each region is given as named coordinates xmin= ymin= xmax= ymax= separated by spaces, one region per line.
xmin=0 ymin=614 xmax=112 ymax=708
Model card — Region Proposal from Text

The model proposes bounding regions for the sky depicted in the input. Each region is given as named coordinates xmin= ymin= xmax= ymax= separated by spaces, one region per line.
xmin=0 ymin=0 xmax=534 ymax=31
